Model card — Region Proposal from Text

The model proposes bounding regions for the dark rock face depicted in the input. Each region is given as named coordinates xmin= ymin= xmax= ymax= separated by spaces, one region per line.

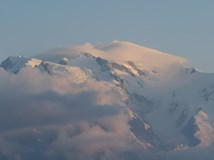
xmin=111 ymin=62 xmax=136 ymax=77
xmin=96 ymin=57 xmax=111 ymax=72
xmin=38 ymin=61 xmax=54 ymax=75
xmin=58 ymin=58 xmax=68 ymax=65
xmin=183 ymin=117 xmax=200 ymax=146
xmin=127 ymin=61 xmax=147 ymax=76
xmin=176 ymin=108 xmax=189 ymax=128
xmin=129 ymin=115 xmax=158 ymax=146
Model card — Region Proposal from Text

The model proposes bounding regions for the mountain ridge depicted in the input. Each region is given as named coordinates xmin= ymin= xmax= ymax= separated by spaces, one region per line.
xmin=0 ymin=41 xmax=214 ymax=159
xmin=35 ymin=41 xmax=187 ymax=71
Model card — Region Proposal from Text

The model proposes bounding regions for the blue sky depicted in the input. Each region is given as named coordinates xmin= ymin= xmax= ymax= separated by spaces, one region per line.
xmin=0 ymin=0 xmax=213 ymax=72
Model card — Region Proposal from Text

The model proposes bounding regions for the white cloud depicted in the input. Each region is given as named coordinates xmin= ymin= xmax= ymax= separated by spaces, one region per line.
xmin=0 ymin=67 xmax=137 ymax=160
xmin=0 ymin=67 xmax=214 ymax=160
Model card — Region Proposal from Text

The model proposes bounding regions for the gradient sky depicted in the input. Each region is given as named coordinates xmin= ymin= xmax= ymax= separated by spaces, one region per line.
xmin=0 ymin=0 xmax=213 ymax=72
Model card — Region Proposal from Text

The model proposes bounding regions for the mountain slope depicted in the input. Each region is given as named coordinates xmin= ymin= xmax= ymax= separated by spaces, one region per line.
xmin=0 ymin=41 xmax=214 ymax=159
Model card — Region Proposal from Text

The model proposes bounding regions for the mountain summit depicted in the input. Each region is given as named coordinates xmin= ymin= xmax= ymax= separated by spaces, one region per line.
xmin=36 ymin=41 xmax=186 ymax=71
xmin=0 ymin=41 xmax=214 ymax=160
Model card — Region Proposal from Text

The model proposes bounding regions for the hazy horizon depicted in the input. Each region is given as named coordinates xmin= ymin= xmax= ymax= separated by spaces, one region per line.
xmin=0 ymin=0 xmax=214 ymax=72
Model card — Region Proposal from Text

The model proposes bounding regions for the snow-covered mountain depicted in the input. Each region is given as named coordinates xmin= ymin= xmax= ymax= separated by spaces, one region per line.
xmin=0 ymin=41 xmax=214 ymax=159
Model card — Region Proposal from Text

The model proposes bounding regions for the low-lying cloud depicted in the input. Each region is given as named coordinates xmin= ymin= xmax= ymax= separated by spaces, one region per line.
xmin=0 ymin=67 xmax=214 ymax=160
xmin=0 ymin=68 xmax=138 ymax=160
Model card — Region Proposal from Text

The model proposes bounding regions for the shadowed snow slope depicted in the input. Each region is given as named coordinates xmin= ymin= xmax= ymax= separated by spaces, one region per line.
xmin=0 ymin=41 xmax=214 ymax=160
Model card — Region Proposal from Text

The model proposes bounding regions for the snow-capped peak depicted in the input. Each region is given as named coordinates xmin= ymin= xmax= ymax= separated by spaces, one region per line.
xmin=35 ymin=41 xmax=187 ymax=72
xmin=1 ymin=41 xmax=214 ymax=157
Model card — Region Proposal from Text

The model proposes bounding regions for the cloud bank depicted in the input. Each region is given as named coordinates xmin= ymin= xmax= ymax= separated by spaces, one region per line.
xmin=0 ymin=68 xmax=140 ymax=160
xmin=0 ymin=67 xmax=213 ymax=160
